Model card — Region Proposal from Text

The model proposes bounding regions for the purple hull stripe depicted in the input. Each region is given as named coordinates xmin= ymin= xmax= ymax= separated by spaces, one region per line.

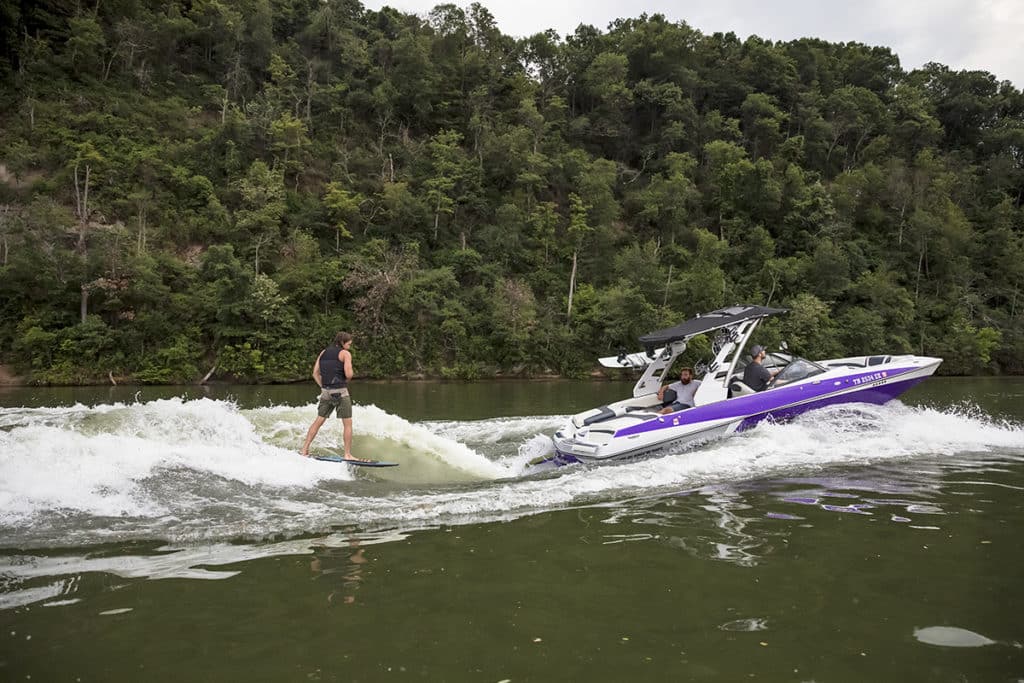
xmin=615 ymin=367 xmax=923 ymax=438
xmin=734 ymin=376 xmax=928 ymax=431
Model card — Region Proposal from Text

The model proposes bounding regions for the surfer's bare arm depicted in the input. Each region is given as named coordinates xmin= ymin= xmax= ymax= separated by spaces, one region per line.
xmin=312 ymin=351 xmax=324 ymax=387
xmin=341 ymin=349 xmax=353 ymax=380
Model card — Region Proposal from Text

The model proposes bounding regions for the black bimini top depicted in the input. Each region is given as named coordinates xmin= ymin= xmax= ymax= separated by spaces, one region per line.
xmin=639 ymin=305 xmax=787 ymax=351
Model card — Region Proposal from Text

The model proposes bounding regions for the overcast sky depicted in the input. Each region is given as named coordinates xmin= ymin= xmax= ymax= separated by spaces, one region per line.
xmin=363 ymin=0 xmax=1024 ymax=87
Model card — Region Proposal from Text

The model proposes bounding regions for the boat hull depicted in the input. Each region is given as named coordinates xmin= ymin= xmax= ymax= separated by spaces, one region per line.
xmin=736 ymin=374 xmax=930 ymax=431
xmin=548 ymin=360 xmax=939 ymax=466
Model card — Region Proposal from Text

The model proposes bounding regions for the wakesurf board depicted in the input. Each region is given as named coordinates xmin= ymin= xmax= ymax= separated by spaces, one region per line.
xmin=313 ymin=454 xmax=399 ymax=467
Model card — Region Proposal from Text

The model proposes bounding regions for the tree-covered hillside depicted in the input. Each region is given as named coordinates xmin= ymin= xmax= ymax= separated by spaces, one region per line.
xmin=1 ymin=0 xmax=1022 ymax=383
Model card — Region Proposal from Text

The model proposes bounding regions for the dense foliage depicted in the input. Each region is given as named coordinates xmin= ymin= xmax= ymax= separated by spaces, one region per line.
xmin=1 ymin=0 xmax=1022 ymax=383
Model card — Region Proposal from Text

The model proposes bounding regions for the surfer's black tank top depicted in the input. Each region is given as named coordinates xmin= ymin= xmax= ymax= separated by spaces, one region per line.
xmin=319 ymin=345 xmax=347 ymax=390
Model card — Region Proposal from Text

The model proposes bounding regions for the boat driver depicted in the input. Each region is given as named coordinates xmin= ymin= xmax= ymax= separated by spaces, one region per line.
xmin=658 ymin=366 xmax=701 ymax=414
xmin=743 ymin=345 xmax=779 ymax=391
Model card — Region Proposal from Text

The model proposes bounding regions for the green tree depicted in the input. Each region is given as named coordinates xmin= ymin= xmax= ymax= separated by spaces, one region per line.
xmin=491 ymin=277 xmax=538 ymax=361
xmin=2 ymin=5 xmax=1023 ymax=381
xmin=235 ymin=160 xmax=285 ymax=274
xmin=565 ymin=192 xmax=592 ymax=324
xmin=423 ymin=129 xmax=470 ymax=242
xmin=323 ymin=182 xmax=363 ymax=249
xmin=69 ymin=141 xmax=107 ymax=324
xmin=269 ymin=111 xmax=310 ymax=185
xmin=740 ymin=93 xmax=787 ymax=160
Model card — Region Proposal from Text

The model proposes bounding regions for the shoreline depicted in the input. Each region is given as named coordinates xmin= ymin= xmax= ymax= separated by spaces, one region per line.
xmin=0 ymin=365 xmax=23 ymax=386
xmin=1 ymin=364 xmax=1012 ymax=388
xmin=0 ymin=365 xmax=619 ymax=387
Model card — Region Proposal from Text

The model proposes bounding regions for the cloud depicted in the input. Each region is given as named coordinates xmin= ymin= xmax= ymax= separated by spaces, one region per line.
xmin=363 ymin=0 xmax=1024 ymax=85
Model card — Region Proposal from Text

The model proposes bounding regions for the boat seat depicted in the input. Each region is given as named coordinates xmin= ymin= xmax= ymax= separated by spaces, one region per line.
xmin=579 ymin=406 xmax=615 ymax=426
xmin=728 ymin=379 xmax=756 ymax=398
xmin=573 ymin=395 xmax=666 ymax=427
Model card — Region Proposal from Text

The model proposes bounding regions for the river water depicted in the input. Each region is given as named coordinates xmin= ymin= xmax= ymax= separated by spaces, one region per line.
xmin=1 ymin=378 xmax=1023 ymax=681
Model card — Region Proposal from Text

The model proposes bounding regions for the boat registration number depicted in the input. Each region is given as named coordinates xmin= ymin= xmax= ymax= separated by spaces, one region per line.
xmin=851 ymin=371 xmax=889 ymax=386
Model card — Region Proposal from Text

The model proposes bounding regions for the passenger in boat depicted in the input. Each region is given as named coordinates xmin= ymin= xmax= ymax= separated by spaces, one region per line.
xmin=743 ymin=345 xmax=779 ymax=391
xmin=658 ymin=366 xmax=702 ymax=414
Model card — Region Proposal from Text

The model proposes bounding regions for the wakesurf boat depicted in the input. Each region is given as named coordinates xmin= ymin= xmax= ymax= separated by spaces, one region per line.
xmin=546 ymin=305 xmax=942 ymax=466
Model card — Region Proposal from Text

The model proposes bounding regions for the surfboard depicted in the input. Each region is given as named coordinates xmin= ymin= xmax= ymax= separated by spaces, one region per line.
xmin=598 ymin=347 xmax=665 ymax=368
xmin=313 ymin=455 xmax=399 ymax=467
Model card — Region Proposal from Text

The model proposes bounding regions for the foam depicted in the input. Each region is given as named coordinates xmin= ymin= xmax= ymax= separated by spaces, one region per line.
xmin=0 ymin=398 xmax=1020 ymax=548
xmin=0 ymin=399 xmax=352 ymax=523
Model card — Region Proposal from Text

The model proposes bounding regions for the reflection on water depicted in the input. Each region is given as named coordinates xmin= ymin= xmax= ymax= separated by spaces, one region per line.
xmin=2 ymin=451 xmax=1017 ymax=602
xmin=0 ymin=579 xmax=77 ymax=611
xmin=719 ymin=617 xmax=769 ymax=632
xmin=0 ymin=531 xmax=408 ymax=611
xmin=587 ymin=456 xmax=1020 ymax=569
xmin=7 ymin=463 xmax=987 ymax=613
xmin=600 ymin=486 xmax=776 ymax=567
xmin=674 ymin=486 xmax=773 ymax=567
xmin=310 ymin=537 xmax=368 ymax=606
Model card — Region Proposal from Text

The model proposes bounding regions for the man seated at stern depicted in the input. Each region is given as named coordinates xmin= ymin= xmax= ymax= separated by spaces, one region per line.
xmin=658 ymin=366 xmax=702 ymax=414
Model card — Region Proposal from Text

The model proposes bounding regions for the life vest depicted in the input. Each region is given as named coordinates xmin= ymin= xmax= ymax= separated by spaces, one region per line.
xmin=319 ymin=345 xmax=347 ymax=389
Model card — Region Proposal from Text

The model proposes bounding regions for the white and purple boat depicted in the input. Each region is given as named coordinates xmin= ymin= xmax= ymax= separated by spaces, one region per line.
xmin=546 ymin=305 xmax=942 ymax=466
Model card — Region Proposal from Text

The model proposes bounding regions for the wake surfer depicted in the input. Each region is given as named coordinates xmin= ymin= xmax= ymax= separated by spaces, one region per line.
xmin=300 ymin=332 xmax=366 ymax=461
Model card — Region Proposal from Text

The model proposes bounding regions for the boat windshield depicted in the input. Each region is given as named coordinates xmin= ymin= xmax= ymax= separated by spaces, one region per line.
xmin=772 ymin=358 xmax=827 ymax=386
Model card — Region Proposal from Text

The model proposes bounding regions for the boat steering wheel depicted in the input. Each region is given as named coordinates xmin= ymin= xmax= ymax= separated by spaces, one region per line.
xmin=765 ymin=354 xmax=791 ymax=388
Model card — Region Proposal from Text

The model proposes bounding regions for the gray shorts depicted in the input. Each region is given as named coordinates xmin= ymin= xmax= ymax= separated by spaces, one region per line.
xmin=317 ymin=388 xmax=352 ymax=419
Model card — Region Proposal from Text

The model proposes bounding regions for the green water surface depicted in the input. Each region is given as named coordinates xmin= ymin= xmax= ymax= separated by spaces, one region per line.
xmin=1 ymin=378 xmax=1023 ymax=682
